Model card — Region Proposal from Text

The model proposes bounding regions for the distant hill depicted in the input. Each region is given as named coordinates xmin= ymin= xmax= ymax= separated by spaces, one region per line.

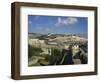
xmin=28 ymin=33 xmax=87 ymax=45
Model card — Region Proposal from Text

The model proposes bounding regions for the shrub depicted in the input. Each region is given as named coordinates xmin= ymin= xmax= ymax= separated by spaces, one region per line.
xmin=28 ymin=44 xmax=43 ymax=58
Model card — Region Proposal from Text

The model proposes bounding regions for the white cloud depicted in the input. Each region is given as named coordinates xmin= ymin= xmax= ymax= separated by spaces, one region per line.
xmin=28 ymin=21 xmax=32 ymax=24
xmin=55 ymin=17 xmax=78 ymax=27
xmin=45 ymin=28 xmax=50 ymax=31
xmin=37 ymin=27 xmax=50 ymax=33
xmin=37 ymin=26 xmax=43 ymax=30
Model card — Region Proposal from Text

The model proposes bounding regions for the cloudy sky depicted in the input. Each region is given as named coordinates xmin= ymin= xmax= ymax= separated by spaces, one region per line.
xmin=28 ymin=15 xmax=87 ymax=36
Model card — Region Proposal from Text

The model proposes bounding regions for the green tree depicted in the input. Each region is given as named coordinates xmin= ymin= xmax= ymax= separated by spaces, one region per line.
xmin=50 ymin=48 xmax=62 ymax=65
xmin=28 ymin=44 xmax=43 ymax=58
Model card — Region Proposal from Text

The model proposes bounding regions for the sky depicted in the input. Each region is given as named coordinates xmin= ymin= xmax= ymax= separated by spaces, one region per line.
xmin=28 ymin=15 xmax=88 ymax=37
